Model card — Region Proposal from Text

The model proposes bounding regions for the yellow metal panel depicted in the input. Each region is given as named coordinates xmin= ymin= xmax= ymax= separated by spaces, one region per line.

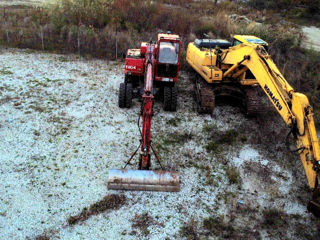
xmin=292 ymin=93 xmax=320 ymax=188
xmin=186 ymin=43 xmax=221 ymax=83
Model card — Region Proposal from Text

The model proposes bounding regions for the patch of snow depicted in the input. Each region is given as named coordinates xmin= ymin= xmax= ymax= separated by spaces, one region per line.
xmin=231 ymin=145 xmax=262 ymax=167
xmin=302 ymin=26 xmax=320 ymax=52
xmin=284 ymin=202 xmax=307 ymax=215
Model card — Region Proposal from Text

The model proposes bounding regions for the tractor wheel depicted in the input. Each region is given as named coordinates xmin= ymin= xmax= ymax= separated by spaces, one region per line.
xmin=171 ymin=86 xmax=178 ymax=112
xmin=164 ymin=86 xmax=178 ymax=111
xmin=163 ymin=86 xmax=171 ymax=111
xmin=125 ymin=83 xmax=132 ymax=108
xmin=118 ymin=83 xmax=126 ymax=108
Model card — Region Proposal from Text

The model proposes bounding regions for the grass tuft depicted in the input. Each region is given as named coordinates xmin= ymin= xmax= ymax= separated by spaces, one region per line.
xmin=67 ymin=194 xmax=126 ymax=225
xmin=226 ymin=167 xmax=241 ymax=184
xmin=131 ymin=212 xmax=156 ymax=236
xmin=179 ymin=218 xmax=199 ymax=240
xmin=262 ymin=208 xmax=287 ymax=227
xmin=0 ymin=68 xmax=13 ymax=75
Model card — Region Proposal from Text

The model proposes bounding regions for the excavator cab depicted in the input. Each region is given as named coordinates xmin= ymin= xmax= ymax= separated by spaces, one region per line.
xmin=232 ymin=35 xmax=269 ymax=52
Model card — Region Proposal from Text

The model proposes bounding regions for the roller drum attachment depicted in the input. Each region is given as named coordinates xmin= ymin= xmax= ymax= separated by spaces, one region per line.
xmin=107 ymin=169 xmax=180 ymax=192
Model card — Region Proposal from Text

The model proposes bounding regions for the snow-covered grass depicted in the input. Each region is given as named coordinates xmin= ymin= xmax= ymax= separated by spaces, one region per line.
xmin=0 ymin=48 xmax=319 ymax=239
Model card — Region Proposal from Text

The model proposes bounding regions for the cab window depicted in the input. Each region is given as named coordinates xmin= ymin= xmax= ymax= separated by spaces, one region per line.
xmin=232 ymin=39 xmax=242 ymax=46
xmin=158 ymin=42 xmax=180 ymax=64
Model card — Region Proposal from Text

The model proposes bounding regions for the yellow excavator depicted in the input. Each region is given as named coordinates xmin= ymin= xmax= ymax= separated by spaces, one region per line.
xmin=186 ymin=35 xmax=320 ymax=216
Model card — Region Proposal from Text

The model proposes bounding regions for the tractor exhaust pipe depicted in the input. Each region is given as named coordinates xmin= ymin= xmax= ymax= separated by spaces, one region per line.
xmin=107 ymin=169 xmax=180 ymax=192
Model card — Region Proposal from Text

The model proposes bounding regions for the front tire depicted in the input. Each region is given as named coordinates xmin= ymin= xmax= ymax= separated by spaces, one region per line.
xmin=118 ymin=82 xmax=132 ymax=108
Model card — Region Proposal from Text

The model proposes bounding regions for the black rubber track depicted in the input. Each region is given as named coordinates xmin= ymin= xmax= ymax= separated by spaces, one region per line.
xmin=194 ymin=78 xmax=215 ymax=114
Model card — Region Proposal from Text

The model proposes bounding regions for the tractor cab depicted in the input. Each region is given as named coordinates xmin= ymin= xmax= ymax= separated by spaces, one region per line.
xmin=155 ymin=33 xmax=181 ymax=83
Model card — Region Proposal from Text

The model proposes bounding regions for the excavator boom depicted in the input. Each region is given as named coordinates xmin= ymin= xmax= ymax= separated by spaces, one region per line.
xmin=220 ymin=44 xmax=320 ymax=189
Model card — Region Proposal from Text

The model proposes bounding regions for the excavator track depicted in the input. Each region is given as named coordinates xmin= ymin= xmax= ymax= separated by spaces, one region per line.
xmin=308 ymin=186 xmax=320 ymax=217
xmin=244 ymin=87 xmax=262 ymax=116
xmin=194 ymin=77 xmax=215 ymax=114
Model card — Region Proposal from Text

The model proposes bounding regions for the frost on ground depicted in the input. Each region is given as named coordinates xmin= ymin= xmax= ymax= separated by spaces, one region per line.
xmin=0 ymin=48 xmax=319 ymax=240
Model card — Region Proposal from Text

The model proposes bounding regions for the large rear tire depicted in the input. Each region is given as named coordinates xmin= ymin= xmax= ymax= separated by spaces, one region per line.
xmin=118 ymin=83 xmax=126 ymax=108
xmin=125 ymin=83 xmax=132 ymax=108
xmin=171 ymin=86 xmax=178 ymax=112
xmin=163 ymin=86 xmax=178 ymax=112
xmin=163 ymin=86 xmax=171 ymax=111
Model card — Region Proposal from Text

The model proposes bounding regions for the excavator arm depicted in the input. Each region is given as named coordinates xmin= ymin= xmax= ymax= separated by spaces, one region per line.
xmin=221 ymin=43 xmax=320 ymax=214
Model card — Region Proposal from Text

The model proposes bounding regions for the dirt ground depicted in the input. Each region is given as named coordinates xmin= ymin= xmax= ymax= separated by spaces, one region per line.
xmin=0 ymin=47 xmax=319 ymax=240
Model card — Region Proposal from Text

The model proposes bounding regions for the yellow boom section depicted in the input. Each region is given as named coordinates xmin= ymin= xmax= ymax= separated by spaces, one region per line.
xmin=222 ymin=44 xmax=320 ymax=188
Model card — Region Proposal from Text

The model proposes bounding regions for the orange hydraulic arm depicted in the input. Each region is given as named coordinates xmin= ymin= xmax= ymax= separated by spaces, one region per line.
xmin=140 ymin=44 xmax=155 ymax=169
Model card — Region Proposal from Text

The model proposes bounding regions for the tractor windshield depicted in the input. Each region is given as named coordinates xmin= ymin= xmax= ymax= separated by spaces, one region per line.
xmin=158 ymin=42 xmax=179 ymax=64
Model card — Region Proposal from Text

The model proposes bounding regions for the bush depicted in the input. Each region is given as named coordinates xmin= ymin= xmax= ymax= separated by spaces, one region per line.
xmin=248 ymin=0 xmax=320 ymax=18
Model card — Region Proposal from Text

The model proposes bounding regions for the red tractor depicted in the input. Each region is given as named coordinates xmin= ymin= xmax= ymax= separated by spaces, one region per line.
xmin=118 ymin=32 xmax=182 ymax=111
xmin=108 ymin=33 xmax=182 ymax=192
